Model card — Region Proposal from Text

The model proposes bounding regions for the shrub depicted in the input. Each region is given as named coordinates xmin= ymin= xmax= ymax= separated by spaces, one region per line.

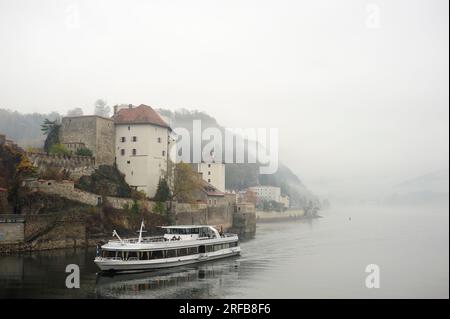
xmin=75 ymin=147 xmax=93 ymax=157
xmin=49 ymin=143 xmax=70 ymax=156
xmin=152 ymin=201 xmax=166 ymax=214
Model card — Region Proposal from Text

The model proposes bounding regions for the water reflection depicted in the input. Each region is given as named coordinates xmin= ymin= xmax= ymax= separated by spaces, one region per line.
xmin=94 ymin=257 xmax=241 ymax=298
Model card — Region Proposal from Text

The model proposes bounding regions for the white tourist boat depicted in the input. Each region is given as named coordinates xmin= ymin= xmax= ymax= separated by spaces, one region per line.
xmin=94 ymin=222 xmax=240 ymax=272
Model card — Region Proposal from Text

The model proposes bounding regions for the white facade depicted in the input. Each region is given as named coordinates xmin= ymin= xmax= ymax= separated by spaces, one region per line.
xmin=194 ymin=162 xmax=225 ymax=192
xmin=115 ymin=124 xmax=169 ymax=197
xmin=248 ymin=186 xmax=281 ymax=203
xmin=280 ymin=195 xmax=290 ymax=209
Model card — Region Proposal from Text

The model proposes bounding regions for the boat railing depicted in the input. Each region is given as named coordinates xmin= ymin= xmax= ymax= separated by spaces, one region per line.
xmin=95 ymin=256 xmax=123 ymax=261
xmin=108 ymin=236 xmax=166 ymax=244
xmin=108 ymin=233 xmax=238 ymax=244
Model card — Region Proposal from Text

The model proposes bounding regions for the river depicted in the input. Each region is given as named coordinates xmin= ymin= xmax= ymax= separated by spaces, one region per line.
xmin=0 ymin=204 xmax=448 ymax=298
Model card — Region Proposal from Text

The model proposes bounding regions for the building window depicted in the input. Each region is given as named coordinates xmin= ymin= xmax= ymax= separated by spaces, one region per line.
xmin=214 ymin=200 xmax=217 ymax=205
xmin=121 ymin=137 xmax=126 ymax=142
xmin=208 ymin=179 xmax=211 ymax=183
xmin=120 ymin=149 xmax=125 ymax=156
xmin=162 ymin=150 xmax=165 ymax=156
xmin=128 ymin=126 xmax=130 ymax=131
xmin=157 ymin=137 xmax=161 ymax=143
xmin=127 ymin=160 xmax=130 ymax=164
xmin=208 ymin=164 xmax=211 ymax=168
xmin=132 ymin=149 xmax=137 ymax=156
xmin=132 ymin=136 xmax=137 ymax=142
xmin=208 ymin=171 xmax=211 ymax=175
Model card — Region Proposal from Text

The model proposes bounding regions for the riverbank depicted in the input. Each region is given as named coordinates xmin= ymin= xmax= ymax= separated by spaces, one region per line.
xmin=256 ymin=209 xmax=320 ymax=222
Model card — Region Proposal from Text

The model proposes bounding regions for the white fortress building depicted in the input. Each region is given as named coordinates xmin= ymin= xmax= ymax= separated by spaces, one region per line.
xmin=113 ymin=104 xmax=171 ymax=197
xmin=248 ymin=186 xmax=281 ymax=203
xmin=193 ymin=162 xmax=226 ymax=192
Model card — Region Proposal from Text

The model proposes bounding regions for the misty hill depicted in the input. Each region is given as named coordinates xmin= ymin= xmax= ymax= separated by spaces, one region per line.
xmin=0 ymin=108 xmax=319 ymax=209
xmin=393 ymin=169 xmax=449 ymax=194
xmin=158 ymin=108 xmax=319 ymax=209
xmin=385 ymin=169 xmax=449 ymax=206
xmin=0 ymin=109 xmax=60 ymax=148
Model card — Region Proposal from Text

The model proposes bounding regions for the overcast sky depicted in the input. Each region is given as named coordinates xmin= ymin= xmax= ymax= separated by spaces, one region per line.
xmin=0 ymin=0 xmax=448 ymax=198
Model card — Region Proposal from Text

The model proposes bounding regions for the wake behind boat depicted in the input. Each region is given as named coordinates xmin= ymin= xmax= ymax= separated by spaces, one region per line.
xmin=94 ymin=222 xmax=241 ymax=272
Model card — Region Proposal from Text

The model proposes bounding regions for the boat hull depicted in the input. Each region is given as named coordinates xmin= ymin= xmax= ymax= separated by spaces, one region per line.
xmin=95 ymin=248 xmax=240 ymax=272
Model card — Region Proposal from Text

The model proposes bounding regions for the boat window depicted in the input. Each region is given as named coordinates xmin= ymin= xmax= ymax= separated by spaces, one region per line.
xmin=152 ymin=250 xmax=164 ymax=259
xmin=128 ymin=251 xmax=138 ymax=259
xmin=177 ymin=248 xmax=188 ymax=256
xmin=206 ymin=245 xmax=214 ymax=253
xmin=166 ymin=249 xmax=177 ymax=258
xmin=188 ymin=247 xmax=198 ymax=255
xmin=229 ymin=241 xmax=238 ymax=247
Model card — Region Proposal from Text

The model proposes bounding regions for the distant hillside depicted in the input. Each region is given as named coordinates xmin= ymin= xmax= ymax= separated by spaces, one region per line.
xmin=394 ymin=169 xmax=449 ymax=194
xmin=0 ymin=107 xmax=319 ymax=209
xmin=158 ymin=108 xmax=319 ymax=209
xmin=0 ymin=109 xmax=60 ymax=148
xmin=385 ymin=169 xmax=449 ymax=206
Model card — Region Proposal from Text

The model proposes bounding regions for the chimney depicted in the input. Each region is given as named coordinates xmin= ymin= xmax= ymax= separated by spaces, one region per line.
xmin=113 ymin=105 xmax=118 ymax=115
xmin=128 ymin=104 xmax=133 ymax=109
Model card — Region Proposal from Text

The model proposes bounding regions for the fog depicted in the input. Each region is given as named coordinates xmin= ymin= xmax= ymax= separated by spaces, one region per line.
xmin=0 ymin=0 xmax=448 ymax=201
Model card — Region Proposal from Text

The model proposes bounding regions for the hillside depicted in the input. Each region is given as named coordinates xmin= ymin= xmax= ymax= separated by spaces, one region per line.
xmin=0 ymin=108 xmax=319 ymax=209
xmin=385 ymin=169 xmax=449 ymax=206
xmin=0 ymin=109 xmax=61 ymax=147
xmin=158 ymin=108 xmax=319 ymax=209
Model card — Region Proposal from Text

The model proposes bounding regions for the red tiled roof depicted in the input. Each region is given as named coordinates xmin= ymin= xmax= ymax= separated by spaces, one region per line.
xmin=201 ymin=179 xmax=225 ymax=197
xmin=113 ymin=104 xmax=170 ymax=129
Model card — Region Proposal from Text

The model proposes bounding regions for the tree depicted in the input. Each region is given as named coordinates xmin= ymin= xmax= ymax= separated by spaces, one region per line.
xmin=153 ymin=178 xmax=171 ymax=202
xmin=41 ymin=118 xmax=61 ymax=153
xmin=172 ymin=162 xmax=202 ymax=203
xmin=94 ymin=99 xmax=111 ymax=118
xmin=75 ymin=147 xmax=93 ymax=157
xmin=67 ymin=107 xmax=84 ymax=116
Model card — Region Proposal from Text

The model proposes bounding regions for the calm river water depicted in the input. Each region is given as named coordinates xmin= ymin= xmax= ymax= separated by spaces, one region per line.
xmin=0 ymin=205 xmax=448 ymax=298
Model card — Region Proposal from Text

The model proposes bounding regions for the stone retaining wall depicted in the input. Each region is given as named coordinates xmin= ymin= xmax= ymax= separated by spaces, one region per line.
xmin=27 ymin=152 xmax=95 ymax=180
xmin=26 ymin=179 xmax=101 ymax=206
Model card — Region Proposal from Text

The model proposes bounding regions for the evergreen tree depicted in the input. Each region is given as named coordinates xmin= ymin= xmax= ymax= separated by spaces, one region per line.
xmin=153 ymin=178 xmax=171 ymax=202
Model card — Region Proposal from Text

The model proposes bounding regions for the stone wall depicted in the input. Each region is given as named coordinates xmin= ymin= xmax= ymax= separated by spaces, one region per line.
xmin=229 ymin=211 xmax=256 ymax=237
xmin=0 ymin=213 xmax=87 ymax=253
xmin=0 ymin=215 xmax=25 ymax=244
xmin=256 ymin=209 xmax=304 ymax=222
xmin=25 ymin=179 xmax=157 ymax=211
xmin=27 ymin=152 xmax=95 ymax=180
xmin=171 ymin=201 xmax=241 ymax=231
xmin=105 ymin=196 xmax=155 ymax=211
xmin=0 ymin=189 xmax=11 ymax=214
xmin=26 ymin=179 xmax=102 ymax=206
xmin=60 ymin=116 xmax=115 ymax=166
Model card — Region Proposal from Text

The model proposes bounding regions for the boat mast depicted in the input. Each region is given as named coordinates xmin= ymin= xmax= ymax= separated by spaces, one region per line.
xmin=112 ymin=230 xmax=124 ymax=245
xmin=138 ymin=220 xmax=145 ymax=243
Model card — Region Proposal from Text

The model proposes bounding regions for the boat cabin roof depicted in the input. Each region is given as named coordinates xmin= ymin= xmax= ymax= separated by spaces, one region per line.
xmin=160 ymin=225 xmax=214 ymax=229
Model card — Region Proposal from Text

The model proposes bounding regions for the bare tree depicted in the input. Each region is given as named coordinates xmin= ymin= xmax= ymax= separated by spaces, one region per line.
xmin=67 ymin=107 xmax=84 ymax=116
xmin=94 ymin=99 xmax=111 ymax=118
